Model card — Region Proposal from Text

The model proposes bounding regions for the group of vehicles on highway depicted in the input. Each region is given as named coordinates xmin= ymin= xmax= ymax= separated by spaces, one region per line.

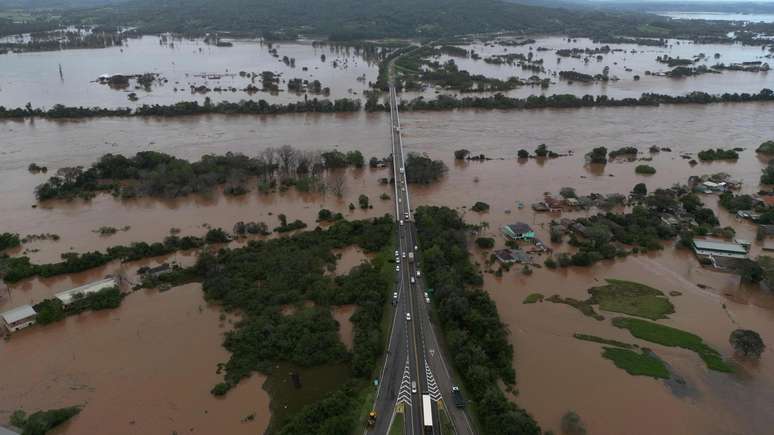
xmin=369 ymin=88 xmax=466 ymax=434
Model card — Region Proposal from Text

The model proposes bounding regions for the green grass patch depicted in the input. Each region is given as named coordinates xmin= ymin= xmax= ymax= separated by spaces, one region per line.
xmin=636 ymin=23 xmax=671 ymax=36
xmin=601 ymin=347 xmax=670 ymax=379
xmin=264 ymin=362 xmax=351 ymax=430
xmin=547 ymin=295 xmax=604 ymax=320
xmin=588 ymin=279 xmax=675 ymax=320
xmin=523 ymin=293 xmax=544 ymax=304
xmin=389 ymin=410 xmax=405 ymax=435
xmin=354 ymin=383 xmax=378 ymax=434
xmin=438 ymin=405 xmax=455 ymax=435
xmin=573 ymin=333 xmax=634 ymax=349
xmin=612 ymin=317 xmax=733 ymax=373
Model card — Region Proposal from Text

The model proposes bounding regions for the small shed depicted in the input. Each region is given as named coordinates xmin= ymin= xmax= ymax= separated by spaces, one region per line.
xmin=494 ymin=249 xmax=532 ymax=264
xmin=1 ymin=305 xmax=37 ymax=332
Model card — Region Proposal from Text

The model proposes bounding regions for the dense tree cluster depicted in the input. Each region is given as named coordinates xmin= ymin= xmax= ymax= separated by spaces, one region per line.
xmin=196 ymin=216 xmax=393 ymax=396
xmin=0 ymin=232 xmax=21 ymax=251
xmin=0 ymin=97 xmax=361 ymax=119
xmin=276 ymin=382 xmax=362 ymax=435
xmin=9 ymin=406 xmax=81 ymax=435
xmin=34 ymin=286 xmax=124 ymax=325
xmin=414 ymin=206 xmax=541 ymax=434
xmin=729 ymin=329 xmax=766 ymax=359
xmin=34 ymin=148 xmax=368 ymax=201
xmin=389 ymin=89 xmax=774 ymax=112
xmin=0 ymin=233 xmax=210 ymax=283
xmin=697 ymin=148 xmax=740 ymax=161
xmin=404 ymin=153 xmax=447 ymax=184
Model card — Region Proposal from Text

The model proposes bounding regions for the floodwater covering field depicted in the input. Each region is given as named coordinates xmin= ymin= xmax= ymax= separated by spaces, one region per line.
xmin=654 ymin=11 xmax=774 ymax=23
xmin=1 ymin=34 xmax=773 ymax=110
xmin=2 ymin=102 xmax=774 ymax=433
xmin=2 ymin=35 xmax=774 ymax=434
xmin=0 ymin=36 xmax=377 ymax=108
xmin=414 ymin=35 xmax=774 ymax=100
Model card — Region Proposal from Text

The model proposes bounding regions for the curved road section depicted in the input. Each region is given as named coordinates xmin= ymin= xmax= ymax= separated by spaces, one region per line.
xmin=367 ymin=86 xmax=475 ymax=435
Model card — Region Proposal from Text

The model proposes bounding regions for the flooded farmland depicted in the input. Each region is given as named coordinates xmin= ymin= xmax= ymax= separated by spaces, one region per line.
xmin=3 ymin=62 xmax=774 ymax=433
xmin=0 ymin=36 xmax=378 ymax=108
xmin=1 ymin=34 xmax=773 ymax=110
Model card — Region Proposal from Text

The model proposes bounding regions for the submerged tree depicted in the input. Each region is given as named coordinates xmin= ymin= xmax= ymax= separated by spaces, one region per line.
xmin=729 ymin=329 xmax=765 ymax=359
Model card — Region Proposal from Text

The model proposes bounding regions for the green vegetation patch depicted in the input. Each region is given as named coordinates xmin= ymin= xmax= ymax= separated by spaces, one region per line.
xmin=612 ymin=317 xmax=733 ymax=372
xmin=755 ymin=140 xmax=774 ymax=155
xmin=0 ymin=232 xmax=21 ymax=251
xmin=523 ymin=293 xmax=544 ymax=304
xmin=546 ymin=295 xmax=604 ymax=321
xmin=265 ymin=362 xmax=352 ymax=430
xmin=529 ymin=280 xmax=675 ymax=322
xmin=697 ymin=148 xmax=739 ymax=161
xmin=635 ymin=164 xmax=656 ymax=175
xmin=601 ymin=347 xmax=670 ymax=379
xmin=275 ymin=380 xmax=365 ymax=435
xmin=588 ymin=279 xmax=675 ymax=320
xmin=389 ymin=410 xmax=406 ymax=435
xmin=10 ymin=406 xmax=81 ymax=435
xmin=573 ymin=333 xmax=633 ymax=349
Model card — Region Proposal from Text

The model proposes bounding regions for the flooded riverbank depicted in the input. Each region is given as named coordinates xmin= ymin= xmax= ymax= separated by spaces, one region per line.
xmin=0 ymin=283 xmax=271 ymax=435
xmin=2 ymin=104 xmax=774 ymax=433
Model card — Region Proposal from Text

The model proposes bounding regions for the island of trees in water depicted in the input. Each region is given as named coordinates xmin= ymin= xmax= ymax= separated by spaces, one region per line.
xmin=4 ymin=88 xmax=774 ymax=120
xmin=33 ymin=148 xmax=375 ymax=201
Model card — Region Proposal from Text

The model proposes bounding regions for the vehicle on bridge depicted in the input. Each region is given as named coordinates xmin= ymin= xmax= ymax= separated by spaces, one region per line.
xmin=408 ymin=252 xmax=414 ymax=263
xmin=367 ymin=411 xmax=377 ymax=427
xmin=422 ymin=394 xmax=433 ymax=434
xmin=452 ymin=385 xmax=466 ymax=408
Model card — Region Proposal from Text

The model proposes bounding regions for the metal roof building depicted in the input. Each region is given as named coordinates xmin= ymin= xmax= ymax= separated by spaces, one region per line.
xmin=1 ymin=304 xmax=37 ymax=332
xmin=692 ymin=239 xmax=748 ymax=259
xmin=55 ymin=278 xmax=117 ymax=308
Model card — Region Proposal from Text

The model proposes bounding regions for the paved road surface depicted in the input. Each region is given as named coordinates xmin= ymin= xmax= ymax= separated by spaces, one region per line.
xmin=366 ymin=86 xmax=475 ymax=435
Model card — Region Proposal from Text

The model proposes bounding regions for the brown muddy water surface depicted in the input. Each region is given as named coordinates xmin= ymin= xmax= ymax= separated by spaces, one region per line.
xmin=415 ymin=35 xmax=774 ymax=101
xmin=0 ymin=283 xmax=270 ymax=435
xmin=2 ymin=104 xmax=774 ymax=433
xmin=2 ymin=34 xmax=773 ymax=110
xmin=0 ymin=37 xmax=377 ymax=108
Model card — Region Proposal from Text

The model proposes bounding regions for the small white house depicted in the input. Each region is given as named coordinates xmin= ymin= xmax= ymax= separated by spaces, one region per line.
xmin=1 ymin=305 xmax=37 ymax=332
xmin=55 ymin=278 xmax=117 ymax=309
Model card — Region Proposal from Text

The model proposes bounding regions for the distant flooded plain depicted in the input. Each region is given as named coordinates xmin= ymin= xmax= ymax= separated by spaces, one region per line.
xmin=2 ymin=97 xmax=774 ymax=432
xmin=1 ymin=34 xmax=773 ymax=109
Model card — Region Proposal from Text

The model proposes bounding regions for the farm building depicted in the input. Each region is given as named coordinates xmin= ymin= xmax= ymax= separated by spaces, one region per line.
xmin=692 ymin=239 xmax=748 ymax=260
xmin=1 ymin=304 xmax=37 ymax=332
xmin=55 ymin=277 xmax=117 ymax=308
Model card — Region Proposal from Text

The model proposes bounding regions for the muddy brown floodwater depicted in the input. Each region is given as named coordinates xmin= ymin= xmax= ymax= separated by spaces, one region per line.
xmin=3 ymin=103 xmax=774 ymax=434
xmin=0 ymin=37 xmax=377 ymax=108
xmin=0 ymin=283 xmax=270 ymax=435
